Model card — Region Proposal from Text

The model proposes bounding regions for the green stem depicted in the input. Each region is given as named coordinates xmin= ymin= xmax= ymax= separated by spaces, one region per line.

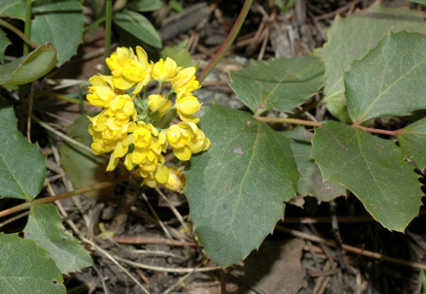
xmin=0 ymin=19 xmax=38 ymax=49
xmin=197 ymin=0 xmax=254 ymax=82
xmin=23 ymin=0 xmax=32 ymax=55
xmin=84 ymin=16 xmax=106 ymax=34
xmin=104 ymin=0 xmax=113 ymax=74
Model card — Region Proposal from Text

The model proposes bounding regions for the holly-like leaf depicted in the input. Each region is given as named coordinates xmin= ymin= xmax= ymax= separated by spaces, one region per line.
xmin=127 ymin=0 xmax=162 ymax=12
xmin=59 ymin=115 xmax=110 ymax=197
xmin=24 ymin=203 xmax=93 ymax=274
xmin=114 ymin=9 xmax=162 ymax=48
xmin=0 ymin=105 xmax=46 ymax=200
xmin=290 ymin=140 xmax=346 ymax=202
xmin=397 ymin=117 xmax=426 ymax=170
xmin=230 ymin=56 xmax=324 ymax=114
xmin=0 ymin=43 xmax=57 ymax=86
xmin=0 ymin=233 xmax=65 ymax=294
xmin=0 ymin=0 xmax=25 ymax=20
xmin=315 ymin=4 xmax=426 ymax=121
xmin=0 ymin=28 xmax=11 ymax=63
xmin=31 ymin=0 xmax=84 ymax=66
xmin=311 ymin=122 xmax=422 ymax=231
xmin=185 ymin=105 xmax=299 ymax=266
xmin=345 ymin=32 xmax=426 ymax=123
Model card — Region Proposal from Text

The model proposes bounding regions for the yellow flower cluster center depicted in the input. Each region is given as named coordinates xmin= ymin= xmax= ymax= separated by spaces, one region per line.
xmin=86 ymin=46 xmax=210 ymax=192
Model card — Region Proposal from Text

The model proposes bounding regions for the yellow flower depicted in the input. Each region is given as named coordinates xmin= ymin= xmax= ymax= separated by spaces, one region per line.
xmin=165 ymin=167 xmax=186 ymax=192
xmin=106 ymin=94 xmax=137 ymax=121
xmin=175 ymin=95 xmax=201 ymax=123
xmin=148 ymin=94 xmax=172 ymax=117
xmin=88 ymin=111 xmax=131 ymax=142
xmin=166 ymin=122 xmax=210 ymax=160
xmin=152 ymin=57 xmax=178 ymax=81
xmin=106 ymin=46 xmax=152 ymax=94
xmin=172 ymin=67 xmax=200 ymax=97
xmin=86 ymin=75 xmax=117 ymax=107
xmin=106 ymin=136 xmax=132 ymax=171
xmin=124 ymin=123 xmax=167 ymax=172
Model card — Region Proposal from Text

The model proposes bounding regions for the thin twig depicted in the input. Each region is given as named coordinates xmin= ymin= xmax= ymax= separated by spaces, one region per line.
xmin=0 ymin=182 xmax=114 ymax=219
xmin=23 ymin=0 xmax=32 ymax=55
xmin=255 ymin=116 xmax=403 ymax=136
xmin=33 ymin=116 xmax=94 ymax=153
xmin=0 ymin=211 xmax=29 ymax=228
xmin=141 ymin=192 xmax=173 ymax=239
xmin=113 ymin=236 xmax=198 ymax=247
xmin=84 ymin=238 xmax=151 ymax=294
xmin=113 ymin=255 xmax=222 ymax=273
xmin=277 ymin=226 xmax=426 ymax=271
xmin=198 ymin=0 xmax=254 ymax=81
xmin=0 ymin=19 xmax=38 ymax=49
xmin=162 ymin=271 xmax=195 ymax=294
xmin=155 ymin=188 xmax=190 ymax=234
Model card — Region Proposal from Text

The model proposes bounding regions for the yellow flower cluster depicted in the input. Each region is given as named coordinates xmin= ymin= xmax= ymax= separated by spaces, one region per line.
xmin=86 ymin=46 xmax=210 ymax=192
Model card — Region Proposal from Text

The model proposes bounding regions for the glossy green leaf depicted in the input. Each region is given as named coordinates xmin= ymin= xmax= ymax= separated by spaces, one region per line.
xmin=0 ymin=44 xmax=57 ymax=86
xmin=0 ymin=0 xmax=25 ymax=20
xmin=289 ymin=137 xmax=346 ymax=202
xmin=24 ymin=203 xmax=93 ymax=274
xmin=31 ymin=0 xmax=84 ymax=66
xmin=185 ymin=105 xmax=299 ymax=266
xmin=0 ymin=105 xmax=46 ymax=200
xmin=0 ymin=28 xmax=11 ymax=63
xmin=161 ymin=41 xmax=198 ymax=68
xmin=114 ymin=9 xmax=162 ymax=48
xmin=345 ymin=32 xmax=426 ymax=122
xmin=397 ymin=117 xmax=426 ymax=170
xmin=0 ymin=233 xmax=65 ymax=294
xmin=315 ymin=4 xmax=426 ymax=121
xmin=311 ymin=122 xmax=422 ymax=231
xmin=230 ymin=56 xmax=324 ymax=114
xmin=128 ymin=0 xmax=162 ymax=11
xmin=59 ymin=115 xmax=109 ymax=196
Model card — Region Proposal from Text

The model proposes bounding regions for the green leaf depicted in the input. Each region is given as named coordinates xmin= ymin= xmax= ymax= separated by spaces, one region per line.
xmin=0 ymin=0 xmax=25 ymax=20
xmin=315 ymin=4 xmax=426 ymax=121
xmin=128 ymin=0 xmax=162 ymax=12
xmin=0 ymin=233 xmax=65 ymax=294
xmin=31 ymin=0 xmax=84 ymax=66
xmin=408 ymin=0 xmax=426 ymax=4
xmin=311 ymin=121 xmax=422 ymax=231
xmin=0 ymin=105 xmax=46 ymax=200
xmin=24 ymin=203 xmax=93 ymax=274
xmin=59 ymin=116 xmax=109 ymax=196
xmin=230 ymin=56 xmax=324 ymax=114
xmin=345 ymin=32 xmax=426 ymax=123
xmin=185 ymin=105 xmax=299 ymax=266
xmin=0 ymin=28 xmax=11 ymax=63
xmin=0 ymin=43 xmax=57 ymax=86
xmin=289 ymin=137 xmax=346 ymax=202
xmin=161 ymin=41 xmax=198 ymax=68
xmin=114 ymin=9 xmax=162 ymax=48
xmin=397 ymin=117 xmax=426 ymax=170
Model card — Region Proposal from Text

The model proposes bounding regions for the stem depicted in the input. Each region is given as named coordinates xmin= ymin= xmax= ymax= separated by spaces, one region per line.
xmin=0 ymin=182 xmax=114 ymax=219
xmin=0 ymin=19 xmax=38 ymax=50
xmin=197 ymin=0 xmax=254 ymax=82
xmin=26 ymin=82 xmax=35 ymax=142
xmin=255 ymin=116 xmax=403 ymax=136
xmin=104 ymin=0 xmax=113 ymax=74
xmin=84 ymin=16 xmax=106 ymax=34
xmin=23 ymin=0 xmax=32 ymax=55
xmin=255 ymin=116 xmax=322 ymax=127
